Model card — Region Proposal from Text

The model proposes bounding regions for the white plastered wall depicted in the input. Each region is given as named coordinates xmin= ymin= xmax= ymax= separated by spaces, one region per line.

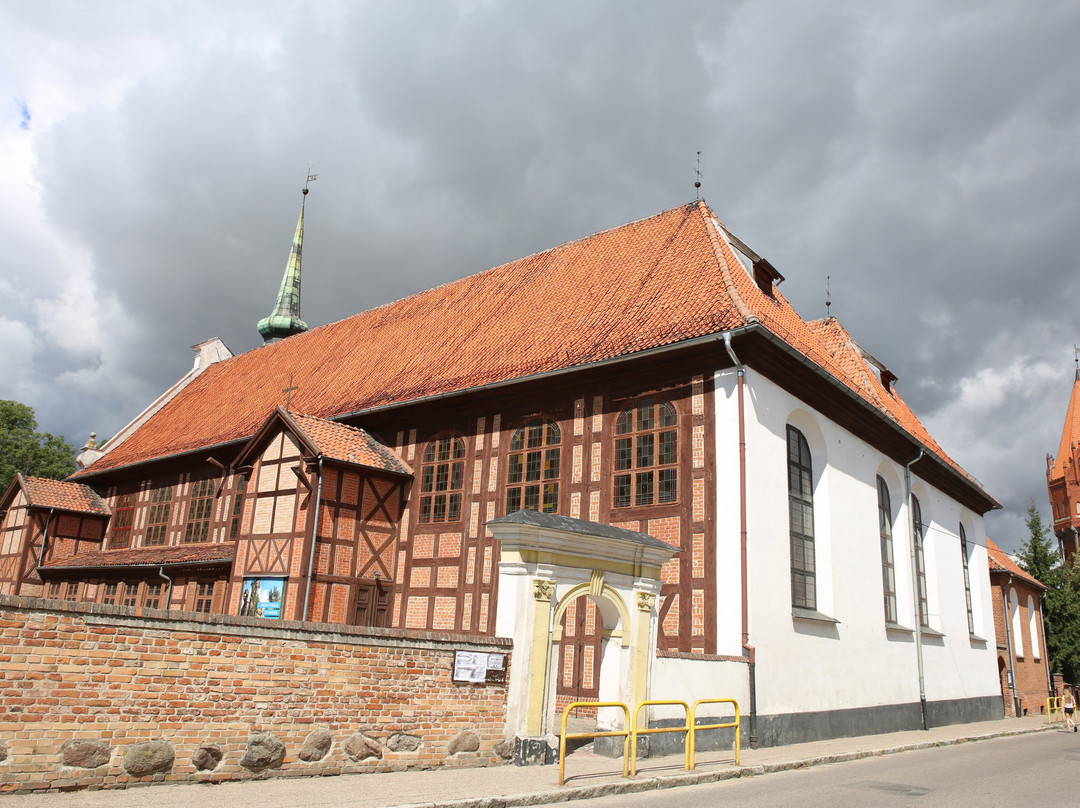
xmin=715 ymin=368 xmax=999 ymax=719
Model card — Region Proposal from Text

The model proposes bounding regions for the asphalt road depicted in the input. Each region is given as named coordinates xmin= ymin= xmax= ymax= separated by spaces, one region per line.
xmin=567 ymin=729 xmax=1080 ymax=808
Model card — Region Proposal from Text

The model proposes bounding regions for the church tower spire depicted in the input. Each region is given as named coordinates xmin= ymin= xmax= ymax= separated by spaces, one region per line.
xmin=258 ymin=173 xmax=316 ymax=344
xmin=1047 ymin=354 xmax=1080 ymax=562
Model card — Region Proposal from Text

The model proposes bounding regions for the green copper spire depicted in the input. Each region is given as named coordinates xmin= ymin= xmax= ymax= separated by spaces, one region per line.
xmin=258 ymin=178 xmax=315 ymax=344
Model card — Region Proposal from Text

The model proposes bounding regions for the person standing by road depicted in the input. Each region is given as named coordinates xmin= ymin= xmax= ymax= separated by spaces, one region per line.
xmin=1064 ymin=688 xmax=1076 ymax=732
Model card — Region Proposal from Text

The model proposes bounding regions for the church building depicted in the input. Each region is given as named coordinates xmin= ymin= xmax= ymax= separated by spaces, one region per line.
xmin=0 ymin=196 xmax=1004 ymax=750
xmin=1047 ymin=365 xmax=1080 ymax=562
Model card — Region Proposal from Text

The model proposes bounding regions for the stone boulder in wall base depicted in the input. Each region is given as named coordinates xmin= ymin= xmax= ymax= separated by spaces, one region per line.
xmin=447 ymin=730 xmax=480 ymax=755
xmin=191 ymin=743 xmax=223 ymax=771
xmin=60 ymin=739 xmax=111 ymax=769
xmin=122 ymin=741 xmax=175 ymax=776
xmin=298 ymin=728 xmax=333 ymax=762
xmin=343 ymin=733 xmax=382 ymax=762
xmin=386 ymin=733 xmax=422 ymax=752
xmin=239 ymin=734 xmax=286 ymax=771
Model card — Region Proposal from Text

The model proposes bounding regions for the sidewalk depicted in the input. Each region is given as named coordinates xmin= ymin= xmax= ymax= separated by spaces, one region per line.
xmin=1 ymin=715 xmax=1060 ymax=808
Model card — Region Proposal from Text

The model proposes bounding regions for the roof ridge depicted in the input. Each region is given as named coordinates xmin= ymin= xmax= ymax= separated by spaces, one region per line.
xmin=250 ymin=201 xmax=712 ymax=349
xmin=695 ymin=201 xmax=757 ymax=326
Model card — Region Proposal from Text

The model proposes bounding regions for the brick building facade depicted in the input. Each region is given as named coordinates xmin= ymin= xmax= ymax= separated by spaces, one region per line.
xmin=987 ymin=539 xmax=1051 ymax=716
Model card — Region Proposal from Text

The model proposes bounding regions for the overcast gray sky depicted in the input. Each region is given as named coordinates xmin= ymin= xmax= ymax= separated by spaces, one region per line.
xmin=2 ymin=1 xmax=1077 ymax=553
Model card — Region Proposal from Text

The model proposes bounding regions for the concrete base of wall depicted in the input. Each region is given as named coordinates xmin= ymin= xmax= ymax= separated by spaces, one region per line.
xmin=590 ymin=696 xmax=1004 ymax=759
xmin=751 ymin=695 xmax=1005 ymax=749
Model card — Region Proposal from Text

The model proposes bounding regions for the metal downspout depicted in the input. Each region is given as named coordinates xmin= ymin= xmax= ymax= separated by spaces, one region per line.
xmin=302 ymin=456 xmax=324 ymax=621
xmin=723 ymin=332 xmax=757 ymax=748
xmin=1001 ymin=575 xmax=1020 ymax=716
xmin=905 ymin=450 xmax=927 ymax=730
xmin=158 ymin=567 xmax=173 ymax=610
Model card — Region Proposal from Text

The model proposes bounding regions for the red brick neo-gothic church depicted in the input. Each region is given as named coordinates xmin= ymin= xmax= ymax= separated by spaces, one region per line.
xmin=1048 ymin=364 xmax=1080 ymax=563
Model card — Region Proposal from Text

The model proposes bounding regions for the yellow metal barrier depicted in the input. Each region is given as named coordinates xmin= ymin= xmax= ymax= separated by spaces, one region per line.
xmin=689 ymin=698 xmax=740 ymax=768
xmin=629 ymin=700 xmax=691 ymax=775
xmin=557 ymin=696 xmax=741 ymax=784
xmin=559 ymin=701 xmax=630 ymax=786
xmin=1047 ymin=696 xmax=1064 ymax=724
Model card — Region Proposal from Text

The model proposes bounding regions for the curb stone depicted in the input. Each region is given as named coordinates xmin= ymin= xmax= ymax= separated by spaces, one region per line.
xmin=403 ymin=723 xmax=1057 ymax=808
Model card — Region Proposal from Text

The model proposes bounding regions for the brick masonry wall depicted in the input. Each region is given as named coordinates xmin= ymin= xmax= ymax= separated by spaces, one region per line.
xmin=0 ymin=594 xmax=511 ymax=794
xmin=989 ymin=578 xmax=1051 ymax=716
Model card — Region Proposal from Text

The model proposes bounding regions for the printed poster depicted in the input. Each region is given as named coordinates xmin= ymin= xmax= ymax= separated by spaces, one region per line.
xmin=239 ymin=577 xmax=285 ymax=619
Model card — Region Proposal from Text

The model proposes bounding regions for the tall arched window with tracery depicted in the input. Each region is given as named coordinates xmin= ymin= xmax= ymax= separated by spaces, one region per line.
xmin=960 ymin=522 xmax=975 ymax=635
xmin=877 ymin=476 xmax=897 ymax=624
xmin=419 ymin=434 xmax=465 ymax=523
xmin=614 ymin=398 xmax=678 ymax=508
xmin=912 ymin=494 xmax=928 ymax=627
xmin=506 ymin=419 xmax=561 ymax=513
xmin=788 ymin=426 xmax=816 ymax=609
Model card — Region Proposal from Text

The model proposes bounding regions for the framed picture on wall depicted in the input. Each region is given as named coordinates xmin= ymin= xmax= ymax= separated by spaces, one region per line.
xmin=239 ymin=577 xmax=285 ymax=619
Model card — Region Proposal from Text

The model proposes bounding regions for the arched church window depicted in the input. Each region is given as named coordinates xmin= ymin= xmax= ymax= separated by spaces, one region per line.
xmin=960 ymin=522 xmax=975 ymax=635
xmin=506 ymin=419 xmax=561 ymax=514
xmin=109 ymin=493 xmax=135 ymax=549
xmin=419 ymin=434 xmax=465 ymax=523
xmin=877 ymin=476 xmax=897 ymax=624
xmin=144 ymin=486 xmax=172 ymax=546
xmin=912 ymin=494 xmax=928 ymax=627
xmin=788 ymin=425 xmax=815 ymax=609
xmin=614 ymin=398 xmax=678 ymax=507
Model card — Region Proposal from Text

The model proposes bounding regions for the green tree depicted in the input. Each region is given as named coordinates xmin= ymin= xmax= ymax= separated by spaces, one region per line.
xmin=1017 ymin=500 xmax=1080 ymax=683
xmin=0 ymin=400 xmax=76 ymax=493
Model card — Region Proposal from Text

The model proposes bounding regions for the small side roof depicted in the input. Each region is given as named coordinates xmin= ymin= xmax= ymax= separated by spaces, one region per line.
xmin=8 ymin=475 xmax=111 ymax=517
xmin=41 ymin=542 xmax=236 ymax=573
xmin=986 ymin=538 xmax=1046 ymax=591
xmin=233 ymin=407 xmax=412 ymax=476
xmin=489 ymin=509 xmax=678 ymax=553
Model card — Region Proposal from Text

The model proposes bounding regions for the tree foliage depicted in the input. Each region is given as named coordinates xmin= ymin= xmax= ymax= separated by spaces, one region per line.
xmin=1018 ymin=500 xmax=1080 ymax=683
xmin=0 ymin=401 xmax=76 ymax=493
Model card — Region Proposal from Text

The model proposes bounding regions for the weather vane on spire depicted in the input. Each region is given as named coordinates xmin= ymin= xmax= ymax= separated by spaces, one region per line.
xmin=304 ymin=164 xmax=318 ymax=196
xmin=826 ymin=275 xmax=832 ymax=319
xmin=694 ymin=151 xmax=702 ymax=200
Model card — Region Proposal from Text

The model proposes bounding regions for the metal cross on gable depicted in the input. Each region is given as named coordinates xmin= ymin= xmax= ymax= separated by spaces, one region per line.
xmin=282 ymin=375 xmax=299 ymax=411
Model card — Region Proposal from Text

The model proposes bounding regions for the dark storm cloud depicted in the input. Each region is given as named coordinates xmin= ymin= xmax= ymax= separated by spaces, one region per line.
xmin=3 ymin=0 xmax=1078 ymax=550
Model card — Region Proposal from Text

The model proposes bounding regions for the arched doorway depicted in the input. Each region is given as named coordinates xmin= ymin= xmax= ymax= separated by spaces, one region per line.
xmin=487 ymin=510 xmax=679 ymax=758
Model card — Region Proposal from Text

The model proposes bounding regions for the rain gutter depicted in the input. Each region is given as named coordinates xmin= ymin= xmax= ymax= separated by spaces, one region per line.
xmin=722 ymin=330 xmax=757 ymax=748
xmin=905 ymin=449 xmax=927 ymax=730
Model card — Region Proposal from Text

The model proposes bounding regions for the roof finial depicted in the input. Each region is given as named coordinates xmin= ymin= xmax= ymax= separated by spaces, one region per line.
xmin=825 ymin=275 xmax=831 ymax=319
xmin=694 ymin=151 xmax=702 ymax=200
xmin=1075 ymin=344 xmax=1079 ymax=381
xmin=257 ymin=170 xmax=316 ymax=345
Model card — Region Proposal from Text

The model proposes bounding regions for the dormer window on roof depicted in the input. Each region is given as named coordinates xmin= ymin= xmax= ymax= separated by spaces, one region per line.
xmin=715 ymin=221 xmax=785 ymax=298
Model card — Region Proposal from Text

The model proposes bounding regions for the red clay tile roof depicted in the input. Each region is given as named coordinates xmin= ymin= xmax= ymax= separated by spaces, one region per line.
xmin=805 ymin=318 xmax=977 ymax=487
xmin=289 ymin=412 xmax=412 ymax=476
xmin=42 ymin=542 xmax=236 ymax=571
xmin=21 ymin=475 xmax=110 ymax=516
xmin=986 ymin=538 xmax=1045 ymax=590
xmin=1050 ymin=371 xmax=1080 ymax=480
xmin=75 ymin=200 xmax=988 ymax=505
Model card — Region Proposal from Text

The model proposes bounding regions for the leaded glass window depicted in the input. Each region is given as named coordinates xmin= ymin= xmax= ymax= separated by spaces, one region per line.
xmin=788 ymin=426 xmax=816 ymax=610
xmin=419 ymin=435 xmax=465 ymax=523
xmin=506 ymin=420 xmax=561 ymax=514
xmin=614 ymin=399 xmax=678 ymax=508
